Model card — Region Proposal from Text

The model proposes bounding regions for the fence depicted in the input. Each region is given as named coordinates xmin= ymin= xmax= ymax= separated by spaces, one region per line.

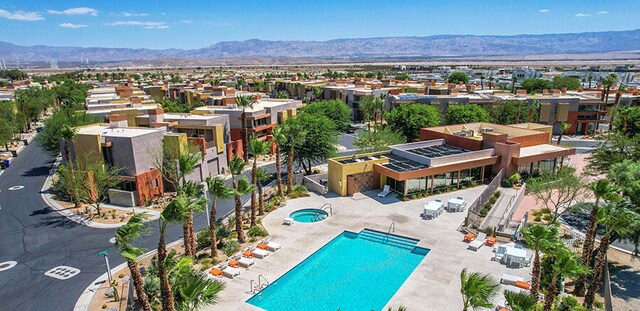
xmin=603 ymin=255 xmax=614 ymax=311
xmin=466 ymin=169 xmax=504 ymax=228
xmin=303 ymin=173 xmax=328 ymax=195
xmin=496 ymin=183 xmax=527 ymax=233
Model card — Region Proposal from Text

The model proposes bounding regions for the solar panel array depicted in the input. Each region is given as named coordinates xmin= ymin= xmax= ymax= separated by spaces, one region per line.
xmin=407 ymin=144 xmax=468 ymax=158
xmin=382 ymin=153 xmax=429 ymax=172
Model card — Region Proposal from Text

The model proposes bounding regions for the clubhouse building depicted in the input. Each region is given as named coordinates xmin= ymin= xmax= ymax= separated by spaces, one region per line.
xmin=328 ymin=122 xmax=575 ymax=196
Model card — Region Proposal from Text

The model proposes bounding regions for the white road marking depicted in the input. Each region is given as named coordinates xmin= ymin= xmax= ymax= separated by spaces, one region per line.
xmin=8 ymin=185 xmax=25 ymax=191
xmin=0 ymin=261 xmax=17 ymax=272
xmin=44 ymin=266 xmax=81 ymax=280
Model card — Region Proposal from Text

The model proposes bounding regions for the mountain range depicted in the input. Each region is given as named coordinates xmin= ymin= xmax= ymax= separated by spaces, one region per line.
xmin=1 ymin=29 xmax=640 ymax=62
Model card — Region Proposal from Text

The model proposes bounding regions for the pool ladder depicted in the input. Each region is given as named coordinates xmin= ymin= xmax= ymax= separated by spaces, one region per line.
xmin=248 ymin=274 xmax=270 ymax=294
xmin=384 ymin=222 xmax=396 ymax=242
xmin=321 ymin=203 xmax=333 ymax=216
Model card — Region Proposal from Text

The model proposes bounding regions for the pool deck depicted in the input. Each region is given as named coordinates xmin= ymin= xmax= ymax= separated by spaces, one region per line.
xmin=205 ymin=186 xmax=532 ymax=311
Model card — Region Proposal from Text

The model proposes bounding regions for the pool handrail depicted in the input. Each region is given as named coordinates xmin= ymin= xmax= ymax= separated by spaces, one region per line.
xmin=321 ymin=203 xmax=333 ymax=216
xmin=258 ymin=274 xmax=270 ymax=289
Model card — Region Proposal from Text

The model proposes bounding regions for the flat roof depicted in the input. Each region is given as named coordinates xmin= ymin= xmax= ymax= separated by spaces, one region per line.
xmin=518 ymin=144 xmax=572 ymax=158
xmin=77 ymin=124 xmax=163 ymax=138
xmin=406 ymin=144 xmax=468 ymax=158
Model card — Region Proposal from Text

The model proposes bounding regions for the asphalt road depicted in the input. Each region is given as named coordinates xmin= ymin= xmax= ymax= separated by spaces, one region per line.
xmin=0 ymin=135 xmax=356 ymax=311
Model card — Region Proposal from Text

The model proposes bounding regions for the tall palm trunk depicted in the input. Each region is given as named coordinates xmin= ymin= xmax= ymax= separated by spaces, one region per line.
xmin=557 ymin=132 xmax=564 ymax=145
xmin=531 ymin=250 xmax=541 ymax=299
xmin=233 ymin=178 xmax=246 ymax=243
xmin=183 ymin=213 xmax=195 ymax=257
xmin=275 ymin=147 xmax=284 ymax=199
xmin=64 ymin=144 xmax=81 ymax=209
xmin=258 ymin=180 xmax=265 ymax=215
xmin=543 ymin=279 xmax=558 ymax=311
xmin=250 ymin=159 xmax=258 ymax=226
xmin=241 ymin=110 xmax=249 ymax=161
xmin=286 ymin=149 xmax=294 ymax=195
xmin=584 ymin=235 xmax=610 ymax=308
xmin=575 ymin=197 xmax=600 ymax=296
xmin=127 ymin=260 xmax=151 ymax=311
xmin=157 ymin=225 xmax=175 ymax=311
xmin=209 ymin=200 xmax=218 ymax=258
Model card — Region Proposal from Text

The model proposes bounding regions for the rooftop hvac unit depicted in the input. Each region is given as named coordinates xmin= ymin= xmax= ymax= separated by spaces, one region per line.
xmin=480 ymin=128 xmax=494 ymax=133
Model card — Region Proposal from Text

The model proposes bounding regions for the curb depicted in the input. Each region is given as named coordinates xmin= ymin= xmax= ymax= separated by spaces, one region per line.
xmin=73 ymin=239 xmax=184 ymax=311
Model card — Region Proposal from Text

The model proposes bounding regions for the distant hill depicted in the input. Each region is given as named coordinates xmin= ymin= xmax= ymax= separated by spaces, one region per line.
xmin=2 ymin=29 xmax=640 ymax=62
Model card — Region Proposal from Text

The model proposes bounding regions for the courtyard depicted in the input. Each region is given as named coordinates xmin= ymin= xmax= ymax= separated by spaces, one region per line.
xmin=206 ymin=186 xmax=532 ymax=310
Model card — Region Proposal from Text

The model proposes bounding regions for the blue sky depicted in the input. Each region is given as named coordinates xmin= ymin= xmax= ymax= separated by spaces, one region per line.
xmin=0 ymin=0 xmax=638 ymax=49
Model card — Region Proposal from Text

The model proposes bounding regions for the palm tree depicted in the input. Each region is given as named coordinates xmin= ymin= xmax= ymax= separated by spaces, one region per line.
xmin=312 ymin=87 xmax=323 ymax=102
xmin=543 ymin=244 xmax=589 ymax=311
xmin=173 ymin=273 xmax=224 ymax=311
xmin=256 ymin=168 xmax=270 ymax=215
xmin=177 ymin=153 xmax=201 ymax=256
xmin=610 ymin=84 xmax=628 ymax=131
xmin=522 ymin=223 xmax=559 ymax=299
xmin=249 ymin=138 xmax=269 ymax=226
xmin=157 ymin=196 xmax=191 ymax=311
xmin=205 ymin=176 xmax=235 ymax=258
xmin=177 ymin=182 xmax=207 ymax=257
xmin=488 ymin=77 xmax=494 ymax=90
xmin=280 ymin=119 xmax=306 ymax=195
xmin=480 ymin=75 xmax=485 ymax=90
xmin=574 ymin=179 xmax=617 ymax=296
xmin=229 ymin=156 xmax=254 ymax=243
xmin=504 ymin=290 xmax=538 ymax=311
xmin=512 ymin=76 xmax=518 ymax=94
xmin=59 ymin=124 xmax=76 ymax=164
xmin=272 ymin=126 xmax=286 ymax=199
xmin=115 ymin=215 xmax=152 ymax=311
xmin=584 ymin=202 xmax=640 ymax=308
xmin=601 ymin=74 xmax=617 ymax=104
xmin=587 ymin=75 xmax=593 ymax=89
xmin=459 ymin=268 xmax=500 ymax=311
xmin=235 ymin=95 xmax=257 ymax=161
xmin=557 ymin=122 xmax=571 ymax=145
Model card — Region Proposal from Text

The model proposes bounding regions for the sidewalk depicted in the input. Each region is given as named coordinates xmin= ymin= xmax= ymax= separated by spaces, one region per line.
xmin=0 ymin=129 xmax=38 ymax=177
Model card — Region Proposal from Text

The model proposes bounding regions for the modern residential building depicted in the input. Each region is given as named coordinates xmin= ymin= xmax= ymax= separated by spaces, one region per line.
xmin=194 ymin=98 xmax=301 ymax=156
xmin=63 ymin=118 xmax=165 ymax=207
xmin=328 ymin=122 xmax=575 ymax=197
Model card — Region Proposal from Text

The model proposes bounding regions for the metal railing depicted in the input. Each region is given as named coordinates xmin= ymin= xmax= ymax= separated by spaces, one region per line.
xmin=321 ymin=203 xmax=332 ymax=216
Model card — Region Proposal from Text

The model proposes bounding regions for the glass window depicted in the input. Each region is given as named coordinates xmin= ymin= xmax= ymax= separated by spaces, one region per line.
xmin=433 ymin=173 xmax=447 ymax=189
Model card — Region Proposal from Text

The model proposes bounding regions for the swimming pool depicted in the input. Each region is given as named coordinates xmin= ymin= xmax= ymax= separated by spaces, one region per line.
xmin=247 ymin=229 xmax=429 ymax=310
xmin=289 ymin=208 xmax=328 ymax=223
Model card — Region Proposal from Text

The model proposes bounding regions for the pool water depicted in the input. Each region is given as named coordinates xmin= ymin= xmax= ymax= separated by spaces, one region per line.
xmin=289 ymin=208 xmax=328 ymax=223
xmin=247 ymin=229 xmax=429 ymax=311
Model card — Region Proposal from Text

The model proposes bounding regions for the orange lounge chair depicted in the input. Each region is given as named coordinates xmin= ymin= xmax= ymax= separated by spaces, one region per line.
xmin=463 ymin=233 xmax=476 ymax=243
xmin=209 ymin=268 xmax=223 ymax=277
xmin=228 ymin=259 xmax=240 ymax=268
xmin=515 ymin=280 xmax=531 ymax=290
xmin=257 ymin=243 xmax=269 ymax=250
xmin=243 ymin=250 xmax=254 ymax=258
xmin=485 ymin=236 xmax=497 ymax=246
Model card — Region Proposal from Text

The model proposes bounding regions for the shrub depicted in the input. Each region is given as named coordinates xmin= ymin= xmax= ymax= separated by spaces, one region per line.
xmin=508 ymin=173 xmax=521 ymax=184
xmin=247 ymin=225 xmax=268 ymax=237
xmin=540 ymin=208 xmax=552 ymax=214
xmin=469 ymin=180 xmax=478 ymax=187
xmin=222 ymin=240 xmax=241 ymax=256
xmin=531 ymin=210 xmax=541 ymax=217
xmin=493 ymin=191 xmax=501 ymax=199
xmin=534 ymin=215 xmax=542 ymax=222
xmin=500 ymin=178 xmax=513 ymax=188
xmin=196 ymin=228 xmax=211 ymax=251
xmin=542 ymin=214 xmax=552 ymax=221
xmin=288 ymin=185 xmax=310 ymax=199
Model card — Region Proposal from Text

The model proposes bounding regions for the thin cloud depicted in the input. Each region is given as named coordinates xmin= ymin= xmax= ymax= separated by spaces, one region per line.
xmin=48 ymin=7 xmax=98 ymax=16
xmin=59 ymin=22 xmax=87 ymax=29
xmin=122 ymin=12 xmax=149 ymax=17
xmin=0 ymin=9 xmax=44 ymax=21
xmin=575 ymin=13 xmax=592 ymax=17
xmin=106 ymin=21 xmax=169 ymax=29
xmin=539 ymin=9 xmax=549 ymax=13
xmin=180 ymin=20 xmax=193 ymax=24
xmin=597 ymin=11 xmax=608 ymax=14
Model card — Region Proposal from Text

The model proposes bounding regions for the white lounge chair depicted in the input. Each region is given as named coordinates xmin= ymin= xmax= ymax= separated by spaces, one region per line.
xmin=500 ymin=274 xmax=524 ymax=285
xmin=233 ymin=254 xmax=255 ymax=268
xmin=260 ymin=238 xmax=282 ymax=251
xmin=283 ymin=217 xmax=294 ymax=225
xmin=377 ymin=185 xmax=391 ymax=197
xmin=246 ymin=246 xmax=270 ymax=259
xmin=220 ymin=265 xmax=241 ymax=279
xmin=467 ymin=233 xmax=487 ymax=251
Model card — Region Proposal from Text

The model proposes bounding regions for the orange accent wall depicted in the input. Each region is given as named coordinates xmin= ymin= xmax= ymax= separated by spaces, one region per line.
xmin=187 ymin=137 xmax=207 ymax=155
xmin=420 ymin=129 xmax=483 ymax=151
xmin=135 ymin=169 xmax=163 ymax=206
xmin=507 ymin=132 xmax=550 ymax=147
xmin=230 ymin=128 xmax=242 ymax=141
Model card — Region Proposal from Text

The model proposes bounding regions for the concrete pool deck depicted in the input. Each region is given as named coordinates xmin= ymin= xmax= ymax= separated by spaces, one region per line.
xmin=205 ymin=186 xmax=532 ymax=311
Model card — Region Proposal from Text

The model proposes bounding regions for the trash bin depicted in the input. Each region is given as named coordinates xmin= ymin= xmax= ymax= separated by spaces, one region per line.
xmin=3 ymin=160 xmax=9 ymax=168
xmin=10 ymin=150 xmax=17 ymax=157
xmin=0 ymin=162 xmax=6 ymax=170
